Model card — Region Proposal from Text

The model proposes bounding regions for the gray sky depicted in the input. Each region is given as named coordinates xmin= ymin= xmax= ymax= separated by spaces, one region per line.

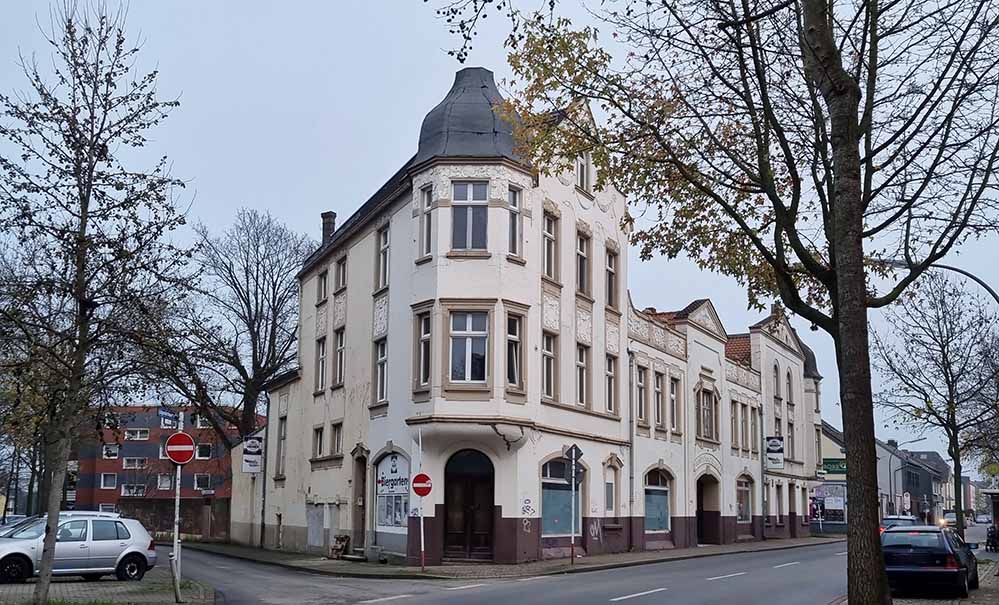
xmin=3 ymin=1 xmax=996 ymax=467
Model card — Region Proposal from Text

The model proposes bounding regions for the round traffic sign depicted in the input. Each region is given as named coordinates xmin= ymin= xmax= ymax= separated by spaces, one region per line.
xmin=165 ymin=432 xmax=196 ymax=465
xmin=412 ymin=473 xmax=432 ymax=497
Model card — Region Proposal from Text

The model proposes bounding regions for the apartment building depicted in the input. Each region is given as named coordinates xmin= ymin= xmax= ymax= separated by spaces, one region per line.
xmin=254 ymin=67 xmax=824 ymax=564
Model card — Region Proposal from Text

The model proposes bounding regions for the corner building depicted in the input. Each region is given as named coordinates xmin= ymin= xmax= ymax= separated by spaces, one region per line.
xmin=258 ymin=67 xmax=822 ymax=564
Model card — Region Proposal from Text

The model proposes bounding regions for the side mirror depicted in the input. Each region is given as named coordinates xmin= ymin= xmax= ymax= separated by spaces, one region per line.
xmin=967 ymin=542 xmax=979 ymax=550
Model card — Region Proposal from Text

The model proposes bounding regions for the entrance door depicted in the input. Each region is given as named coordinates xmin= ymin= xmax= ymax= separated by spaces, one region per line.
xmin=696 ymin=475 xmax=721 ymax=544
xmin=444 ymin=449 xmax=494 ymax=560
xmin=352 ymin=456 xmax=367 ymax=552
xmin=789 ymin=486 xmax=799 ymax=538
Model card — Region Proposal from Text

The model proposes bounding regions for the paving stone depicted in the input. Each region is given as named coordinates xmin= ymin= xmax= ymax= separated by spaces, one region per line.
xmin=0 ymin=564 xmax=213 ymax=604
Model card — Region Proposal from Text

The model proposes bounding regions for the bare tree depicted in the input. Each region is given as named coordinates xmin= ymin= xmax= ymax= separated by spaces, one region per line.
xmin=143 ymin=209 xmax=313 ymax=446
xmin=0 ymin=3 xmax=190 ymax=601
xmin=874 ymin=273 xmax=999 ymax=537
xmin=434 ymin=0 xmax=999 ymax=601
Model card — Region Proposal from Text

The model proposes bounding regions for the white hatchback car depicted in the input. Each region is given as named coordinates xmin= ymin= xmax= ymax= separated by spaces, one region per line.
xmin=0 ymin=516 xmax=156 ymax=582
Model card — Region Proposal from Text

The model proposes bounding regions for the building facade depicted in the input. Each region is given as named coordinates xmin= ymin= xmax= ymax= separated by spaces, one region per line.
xmin=251 ymin=67 xmax=824 ymax=564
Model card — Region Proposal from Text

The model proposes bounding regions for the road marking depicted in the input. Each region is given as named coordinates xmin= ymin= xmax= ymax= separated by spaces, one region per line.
xmin=609 ymin=587 xmax=668 ymax=602
xmin=516 ymin=576 xmax=548 ymax=582
xmin=773 ymin=562 xmax=800 ymax=569
xmin=445 ymin=584 xmax=486 ymax=591
xmin=706 ymin=572 xmax=746 ymax=581
xmin=835 ymin=551 xmax=848 ymax=556
xmin=358 ymin=596 xmax=413 ymax=604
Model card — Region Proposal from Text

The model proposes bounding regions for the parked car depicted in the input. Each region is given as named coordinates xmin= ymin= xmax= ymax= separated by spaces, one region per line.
xmin=882 ymin=525 xmax=980 ymax=597
xmin=943 ymin=512 xmax=958 ymax=527
xmin=0 ymin=516 xmax=26 ymax=531
xmin=0 ymin=516 xmax=155 ymax=583
xmin=0 ymin=511 xmax=120 ymax=539
xmin=975 ymin=514 xmax=991 ymax=525
xmin=881 ymin=515 xmax=919 ymax=533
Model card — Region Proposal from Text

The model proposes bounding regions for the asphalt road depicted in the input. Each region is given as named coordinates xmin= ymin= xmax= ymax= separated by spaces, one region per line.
xmin=161 ymin=541 xmax=847 ymax=605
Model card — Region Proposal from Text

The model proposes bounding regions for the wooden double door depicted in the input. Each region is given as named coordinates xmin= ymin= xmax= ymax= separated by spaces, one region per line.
xmin=443 ymin=449 xmax=494 ymax=560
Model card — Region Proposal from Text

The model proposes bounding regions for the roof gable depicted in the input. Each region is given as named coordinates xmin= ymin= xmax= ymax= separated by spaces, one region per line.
xmin=677 ymin=299 xmax=728 ymax=340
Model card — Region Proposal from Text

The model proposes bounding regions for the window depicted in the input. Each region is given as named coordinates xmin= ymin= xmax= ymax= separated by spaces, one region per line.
xmin=776 ymin=484 xmax=785 ymax=524
xmin=605 ymin=250 xmax=618 ymax=308
xmin=420 ymin=185 xmax=433 ymax=257
xmin=543 ymin=213 xmax=558 ymax=280
xmin=774 ymin=413 xmax=782 ymax=437
xmin=375 ymin=454 xmax=410 ymax=528
xmin=121 ymin=484 xmax=146 ymax=497
xmin=376 ymin=225 xmax=390 ymax=289
xmin=449 ymin=312 xmax=487 ymax=383
xmin=92 ymin=520 xmax=119 ymax=541
xmin=741 ymin=403 xmax=749 ymax=450
xmin=102 ymin=444 xmax=119 ymax=459
xmin=576 ymin=152 xmax=591 ymax=191
xmin=160 ymin=416 xmax=177 ymax=429
xmin=669 ymin=378 xmax=680 ymax=431
xmin=575 ymin=344 xmax=589 ymax=406
xmin=124 ymin=429 xmax=149 ymax=441
xmin=417 ymin=314 xmax=431 ymax=388
xmin=508 ymin=186 xmax=522 ymax=256
xmin=317 ymin=270 xmax=328 ymax=302
xmin=697 ymin=389 xmax=718 ymax=441
xmin=196 ymin=414 xmax=211 ymax=429
xmin=801 ymin=490 xmax=809 ymax=523
xmin=157 ymin=474 xmax=173 ymax=491
xmin=654 ymin=372 xmax=665 ymax=427
xmin=604 ymin=466 xmax=617 ymax=515
xmin=751 ymin=408 xmax=759 ymax=452
xmin=315 ymin=337 xmax=327 ymax=391
xmin=276 ymin=416 xmax=287 ymax=476
xmin=815 ymin=427 xmax=822 ymax=463
xmin=194 ymin=474 xmax=211 ymax=491
xmin=576 ymin=233 xmax=590 ymax=295
xmin=334 ymin=328 xmax=346 ymax=385
xmin=331 ymin=422 xmax=343 ymax=455
xmin=637 ymin=367 xmax=648 ymax=423
xmin=644 ymin=470 xmax=671 ymax=532
xmin=375 ymin=339 xmax=388 ymax=402
xmin=507 ymin=315 xmax=523 ymax=389
xmin=542 ymin=332 xmax=557 ymax=399
xmin=737 ymin=478 xmax=753 ymax=523
xmin=786 ymin=371 xmax=793 ymax=406
xmin=56 ymin=520 xmax=87 ymax=542
xmin=100 ymin=473 xmax=116 ymax=490
xmin=99 ymin=504 xmax=116 ymax=514
xmin=452 ymin=181 xmax=488 ymax=250
xmin=123 ymin=457 xmax=147 ymax=470
xmin=196 ymin=444 xmax=212 ymax=459
xmin=335 ymin=257 xmax=347 ymax=290
xmin=541 ymin=459 xmax=581 ymax=536
xmin=312 ymin=426 xmax=325 ymax=459
xmin=605 ymin=355 xmax=617 ymax=413
xmin=731 ymin=401 xmax=739 ymax=448
xmin=787 ymin=404 xmax=796 ymax=460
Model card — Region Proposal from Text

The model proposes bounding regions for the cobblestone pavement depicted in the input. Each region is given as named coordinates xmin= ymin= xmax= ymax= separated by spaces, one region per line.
xmin=0 ymin=564 xmax=213 ymax=604
xmin=893 ymin=561 xmax=998 ymax=605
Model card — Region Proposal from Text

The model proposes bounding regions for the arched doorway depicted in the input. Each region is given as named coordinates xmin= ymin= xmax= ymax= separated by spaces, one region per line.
xmin=696 ymin=474 xmax=721 ymax=544
xmin=444 ymin=449 xmax=494 ymax=560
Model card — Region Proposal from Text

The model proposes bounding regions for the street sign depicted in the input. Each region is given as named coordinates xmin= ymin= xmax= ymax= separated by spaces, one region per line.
xmin=903 ymin=492 xmax=911 ymax=513
xmin=241 ymin=435 xmax=263 ymax=473
xmin=562 ymin=443 xmax=583 ymax=566
xmin=158 ymin=407 xmax=179 ymax=421
xmin=563 ymin=444 xmax=584 ymax=461
xmin=165 ymin=432 xmax=196 ymax=465
xmin=765 ymin=436 xmax=785 ymax=470
xmin=412 ymin=473 xmax=432 ymax=497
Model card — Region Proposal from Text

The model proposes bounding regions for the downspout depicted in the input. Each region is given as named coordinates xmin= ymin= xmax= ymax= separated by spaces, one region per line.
xmin=627 ymin=347 xmax=636 ymax=551
xmin=259 ymin=392 xmax=271 ymax=549
xmin=760 ymin=400 xmax=767 ymax=540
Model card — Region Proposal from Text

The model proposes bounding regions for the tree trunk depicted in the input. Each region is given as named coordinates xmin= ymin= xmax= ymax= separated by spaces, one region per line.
xmin=950 ymin=440 xmax=965 ymax=539
xmin=32 ymin=433 xmax=70 ymax=605
xmin=240 ymin=383 xmax=261 ymax=437
xmin=25 ymin=444 xmax=36 ymax=516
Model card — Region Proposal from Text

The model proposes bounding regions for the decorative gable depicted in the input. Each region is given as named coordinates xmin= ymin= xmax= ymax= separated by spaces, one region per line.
xmin=686 ymin=300 xmax=728 ymax=340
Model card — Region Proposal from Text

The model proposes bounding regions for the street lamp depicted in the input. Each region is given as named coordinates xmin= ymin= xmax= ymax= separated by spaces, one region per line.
xmin=886 ymin=260 xmax=999 ymax=306
xmin=889 ymin=437 xmax=927 ymax=515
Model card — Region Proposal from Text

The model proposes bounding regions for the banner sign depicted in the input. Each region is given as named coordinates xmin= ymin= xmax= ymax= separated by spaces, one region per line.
xmin=242 ymin=435 xmax=263 ymax=473
xmin=765 ymin=436 xmax=785 ymax=470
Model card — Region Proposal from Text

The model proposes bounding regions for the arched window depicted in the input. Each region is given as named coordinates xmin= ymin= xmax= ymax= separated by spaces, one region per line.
xmin=786 ymin=371 xmax=794 ymax=405
xmin=541 ymin=459 xmax=583 ymax=536
xmin=736 ymin=476 xmax=753 ymax=523
xmin=773 ymin=364 xmax=781 ymax=398
xmin=644 ymin=470 xmax=672 ymax=532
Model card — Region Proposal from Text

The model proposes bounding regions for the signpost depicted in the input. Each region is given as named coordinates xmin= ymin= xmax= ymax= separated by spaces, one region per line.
xmin=164 ymin=418 xmax=193 ymax=604
xmin=765 ymin=436 xmax=785 ymax=470
xmin=414 ymin=428 xmax=429 ymax=572
xmin=562 ymin=444 xmax=583 ymax=566
xmin=242 ymin=435 xmax=263 ymax=473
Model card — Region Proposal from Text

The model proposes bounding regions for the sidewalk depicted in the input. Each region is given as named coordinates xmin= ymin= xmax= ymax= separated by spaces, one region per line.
xmin=0 ymin=565 xmax=214 ymax=605
xmin=179 ymin=536 xmax=845 ymax=580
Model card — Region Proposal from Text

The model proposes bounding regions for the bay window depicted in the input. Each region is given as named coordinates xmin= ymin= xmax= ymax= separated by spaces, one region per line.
xmin=450 ymin=311 xmax=488 ymax=382
xmin=452 ymin=181 xmax=488 ymax=250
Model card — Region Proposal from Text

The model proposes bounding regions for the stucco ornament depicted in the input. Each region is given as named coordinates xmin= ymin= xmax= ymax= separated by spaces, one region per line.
xmin=606 ymin=321 xmax=620 ymax=354
xmin=372 ymin=295 xmax=389 ymax=338
xmin=668 ymin=333 xmax=685 ymax=356
xmin=543 ymin=292 xmax=561 ymax=331
xmin=690 ymin=305 xmax=717 ymax=333
xmin=333 ymin=294 xmax=346 ymax=327
xmin=628 ymin=308 xmax=649 ymax=339
xmin=315 ymin=306 xmax=328 ymax=337
xmin=576 ymin=307 xmax=592 ymax=345
xmin=726 ymin=362 xmax=761 ymax=392
xmin=651 ymin=325 xmax=667 ymax=350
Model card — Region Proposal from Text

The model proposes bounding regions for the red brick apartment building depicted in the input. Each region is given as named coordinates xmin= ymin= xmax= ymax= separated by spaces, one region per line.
xmin=72 ymin=406 xmax=243 ymax=540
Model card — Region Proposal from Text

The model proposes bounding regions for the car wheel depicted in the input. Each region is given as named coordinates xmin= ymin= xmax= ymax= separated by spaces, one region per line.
xmin=0 ymin=556 xmax=31 ymax=584
xmin=82 ymin=573 xmax=103 ymax=582
xmin=970 ymin=567 xmax=979 ymax=590
xmin=115 ymin=554 xmax=146 ymax=581
xmin=958 ymin=571 xmax=970 ymax=598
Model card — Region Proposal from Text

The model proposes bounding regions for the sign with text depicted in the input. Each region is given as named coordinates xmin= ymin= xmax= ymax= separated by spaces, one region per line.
xmin=765 ymin=436 xmax=785 ymax=470
xmin=822 ymin=458 xmax=847 ymax=475
xmin=241 ymin=435 xmax=263 ymax=473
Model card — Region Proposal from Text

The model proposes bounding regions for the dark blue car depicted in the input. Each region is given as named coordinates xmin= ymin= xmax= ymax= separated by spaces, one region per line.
xmin=882 ymin=525 xmax=980 ymax=597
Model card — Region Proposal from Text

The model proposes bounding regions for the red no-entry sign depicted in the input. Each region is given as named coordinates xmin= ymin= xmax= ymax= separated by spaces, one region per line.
xmin=165 ymin=432 xmax=196 ymax=465
xmin=412 ymin=473 xmax=432 ymax=497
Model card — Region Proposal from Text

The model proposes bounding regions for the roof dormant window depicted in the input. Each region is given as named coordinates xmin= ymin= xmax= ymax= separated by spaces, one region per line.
xmin=420 ymin=185 xmax=433 ymax=257
xmin=508 ymin=186 xmax=522 ymax=257
xmin=376 ymin=226 xmax=390 ymax=290
xmin=450 ymin=311 xmax=488 ymax=382
xmin=543 ymin=213 xmax=559 ymax=281
xmin=452 ymin=181 xmax=488 ymax=251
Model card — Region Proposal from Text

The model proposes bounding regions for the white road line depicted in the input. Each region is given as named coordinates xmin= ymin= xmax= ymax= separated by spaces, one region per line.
xmin=773 ymin=562 xmax=800 ymax=569
xmin=444 ymin=583 xmax=486 ymax=591
xmin=358 ymin=596 xmax=413 ymax=604
xmin=706 ymin=572 xmax=746 ymax=581
xmin=516 ymin=576 xmax=548 ymax=582
xmin=835 ymin=551 xmax=848 ymax=556
xmin=609 ymin=587 xmax=669 ymax=602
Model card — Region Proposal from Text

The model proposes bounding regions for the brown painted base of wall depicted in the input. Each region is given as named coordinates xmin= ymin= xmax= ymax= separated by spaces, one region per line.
xmin=764 ymin=514 xmax=811 ymax=539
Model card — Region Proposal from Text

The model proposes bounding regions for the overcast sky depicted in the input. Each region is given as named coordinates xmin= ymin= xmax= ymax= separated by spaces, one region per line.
xmin=3 ymin=1 xmax=996 ymax=467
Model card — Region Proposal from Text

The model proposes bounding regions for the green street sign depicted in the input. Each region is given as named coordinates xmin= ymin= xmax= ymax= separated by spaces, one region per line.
xmin=823 ymin=458 xmax=848 ymax=474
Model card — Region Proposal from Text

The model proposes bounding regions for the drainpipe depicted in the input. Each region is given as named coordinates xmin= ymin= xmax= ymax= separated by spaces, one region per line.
xmin=760 ymin=403 xmax=767 ymax=541
xmin=627 ymin=347 xmax=636 ymax=550
xmin=259 ymin=392 xmax=271 ymax=549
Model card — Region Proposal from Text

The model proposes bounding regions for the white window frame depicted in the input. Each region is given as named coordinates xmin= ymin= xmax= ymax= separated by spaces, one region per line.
xmin=124 ymin=429 xmax=149 ymax=441
xmin=576 ymin=233 xmax=590 ymax=295
xmin=102 ymin=444 xmax=120 ymax=459
xmin=644 ymin=470 xmax=671 ymax=532
xmin=449 ymin=311 xmax=488 ymax=383
xmin=669 ymin=377 xmax=680 ymax=432
xmin=375 ymin=339 xmax=388 ymax=403
xmin=312 ymin=426 xmax=325 ymax=459
xmin=737 ymin=479 xmax=753 ymax=523
xmin=157 ymin=474 xmax=173 ymax=491
xmin=604 ymin=465 xmax=617 ymax=515
xmin=160 ymin=416 xmax=177 ymax=429
xmin=315 ymin=336 xmax=328 ymax=391
xmin=276 ymin=416 xmax=288 ymax=476
xmin=506 ymin=314 xmax=522 ymax=389
xmin=731 ymin=400 xmax=739 ymax=448
xmin=122 ymin=457 xmax=147 ymax=470
xmin=605 ymin=355 xmax=616 ymax=413
xmin=508 ymin=186 xmax=522 ymax=256
xmin=575 ymin=343 xmax=589 ymax=406
xmin=420 ymin=185 xmax=434 ymax=257
xmin=543 ymin=213 xmax=558 ymax=280
xmin=194 ymin=474 xmax=211 ymax=491
xmin=376 ymin=226 xmax=390 ymax=289
xmin=741 ymin=403 xmax=750 ymax=451
xmin=335 ymin=256 xmax=347 ymax=290
xmin=317 ymin=270 xmax=328 ymax=303
xmin=121 ymin=484 xmax=146 ymax=497
xmin=451 ymin=181 xmax=489 ymax=251
xmin=99 ymin=504 xmax=116 ymax=513
xmin=331 ymin=421 xmax=343 ymax=455
xmin=654 ymin=372 xmax=664 ymax=427
xmin=418 ymin=314 xmax=432 ymax=387
xmin=637 ymin=367 xmax=648 ymax=423
xmin=100 ymin=473 xmax=116 ymax=490
xmin=196 ymin=444 xmax=212 ymax=460
xmin=334 ymin=328 xmax=346 ymax=385
xmin=576 ymin=152 xmax=591 ymax=191
xmin=196 ymin=414 xmax=211 ymax=429
xmin=605 ymin=249 xmax=617 ymax=308
xmin=542 ymin=332 xmax=557 ymax=400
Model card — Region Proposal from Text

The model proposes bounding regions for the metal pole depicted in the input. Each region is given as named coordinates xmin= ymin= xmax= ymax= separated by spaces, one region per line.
xmin=419 ymin=427 xmax=425 ymax=573
xmin=173 ymin=412 xmax=183 ymax=586
xmin=570 ymin=450 xmax=576 ymax=566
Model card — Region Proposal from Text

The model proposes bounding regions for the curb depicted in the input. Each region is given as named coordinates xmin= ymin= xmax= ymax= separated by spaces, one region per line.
xmin=172 ymin=538 xmax=846 ymax=581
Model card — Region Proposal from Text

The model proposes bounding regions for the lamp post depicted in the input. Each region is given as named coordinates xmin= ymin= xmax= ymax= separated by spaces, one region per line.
xmin=887 ymin=261 xmax=999 ymax=306
xmin=889 ymin=437 xmax=927 ymax=515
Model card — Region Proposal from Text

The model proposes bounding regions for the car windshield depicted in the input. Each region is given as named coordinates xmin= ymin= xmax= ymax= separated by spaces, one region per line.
xmin=0 ymin=516 xmax=42 ymax=538
xmin=945 ymin=513 xmax=957 ymax=519
xmin=883 ymin=532 xmax=945 ymax=549
xmin=6 ymin=519 xmax=46 ymax=540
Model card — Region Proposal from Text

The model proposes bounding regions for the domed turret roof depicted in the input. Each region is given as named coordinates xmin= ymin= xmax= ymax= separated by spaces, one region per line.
xmin=413 ymin=67 xmax=520 ymax=166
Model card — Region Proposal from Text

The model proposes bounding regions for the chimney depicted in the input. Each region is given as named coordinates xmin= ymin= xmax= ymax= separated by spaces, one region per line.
xmin=321 ymin=211 xmax=337 ymax=244
xmin=887 ymin=439 xmax=898 ymax=449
